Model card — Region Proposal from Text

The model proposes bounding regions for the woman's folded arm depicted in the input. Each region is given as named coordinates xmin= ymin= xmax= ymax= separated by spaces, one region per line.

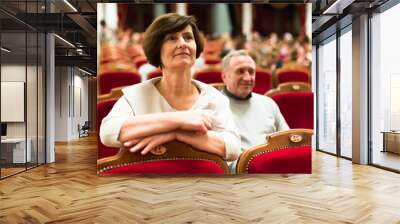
xmin=100 ymin=97 xmax=213 ymax=148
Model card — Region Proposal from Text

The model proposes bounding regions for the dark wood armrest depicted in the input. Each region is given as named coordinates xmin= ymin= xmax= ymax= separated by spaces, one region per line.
xmin=97 ymin=87 xmax=123 ymax=102
xmin=97 ymin=141 xmax=230 ymax=174
xmin=265 ymin=82 xmax=311 ymax=97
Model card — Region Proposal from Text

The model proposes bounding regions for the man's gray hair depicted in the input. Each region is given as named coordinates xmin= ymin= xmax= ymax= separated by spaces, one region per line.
xmin=222 ymin=49 xmax=252 ymax=71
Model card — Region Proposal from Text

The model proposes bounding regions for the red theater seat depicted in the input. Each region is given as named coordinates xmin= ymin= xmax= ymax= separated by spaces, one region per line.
xmin=194 ymin=71 xmax=223 ymax=84
xmin=97 ymin=87 xmax=123 ymax=102
xmin=98 ymin=141 xmax=230 ymax=174
xmin=276 ymin=70 xmax=310 ymax=84
xmin=236 ymin=129 xmax=313 ymax=174
xmin=98 ymin=71 xmax=141 ymax=95
xmin=204 ymin=59 xmax=221 ymax=65
xmin=253 ymin=70 xmax=273 ymax=94
xmin=194 ymin=64 xmax=222 ymax=84
xmin=97 ymin=99 xmax=119 ymax=159
xmin=271 ymin=92 xmax=313 ymax=129
xmin=135 ymin=58 xmax=148 ymax=69
xmin=265 ymin=82 xmax=311 ymax=97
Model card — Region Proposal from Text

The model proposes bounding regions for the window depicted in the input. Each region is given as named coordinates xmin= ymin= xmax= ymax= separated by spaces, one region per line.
xmin=0 ymin=1 xmax=47 ymax=179
xmin=371 ymin=3 xmax=400 ymax=171
xmin=317 ymin=36 xmax=337 ymax=154
xmin=339 ymin=27 xmax=352 ymax=158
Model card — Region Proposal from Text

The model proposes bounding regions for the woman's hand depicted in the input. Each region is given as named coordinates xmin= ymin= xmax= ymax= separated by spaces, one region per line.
xmin=122 ymin=129 xmax=227 ymax=159
xmin=125 ymin=132 xmax=177 ymax=155
xmin=175 ymin=111 xmax=213 ymax=134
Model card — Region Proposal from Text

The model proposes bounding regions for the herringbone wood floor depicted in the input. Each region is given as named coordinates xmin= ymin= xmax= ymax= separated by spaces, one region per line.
xmin=1 ymin=135 xmax=400 ymax=224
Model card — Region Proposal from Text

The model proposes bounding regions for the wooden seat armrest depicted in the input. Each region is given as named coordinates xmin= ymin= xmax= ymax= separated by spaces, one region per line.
xmin=265 ymin=82 xmax=311 ymax=97
xmin=97 ymin=87 xmax=124 ymax=101
xmin=98 ymin=141 xmax=230 ymax=174
xmin=236 ymin=129 xmax=313 ymax=174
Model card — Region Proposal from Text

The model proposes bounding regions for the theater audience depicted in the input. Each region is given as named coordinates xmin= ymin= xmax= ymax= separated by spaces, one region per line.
xmin=99 ymin=19 xmax=312 ymax=76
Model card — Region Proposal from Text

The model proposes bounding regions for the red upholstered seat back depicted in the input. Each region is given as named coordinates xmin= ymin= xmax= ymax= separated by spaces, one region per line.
xmin=277 ymin=70 xmax=309 ymax=84
xmin=99 ymin=72 xmax=141 ymax=95
xmin=101 ymin=160 xmax=226 ymax=174
xmin=253 ymin=70 xmax=272 ymax=94
xmin=271 ymin=92 xmax=313 ymax=129
xmin=135 ymin=59 xmax=148 ymax=69
xmin=147 ymin=70 xmax=163 ymax=79
xmin=248 ymin=146 xmax=312 ymax=173
xmin=204 ymin=59 xmax=221 ymax=65
xmin=97 ymin=99 xmax=119 ymax=159
xmin=194 ymin=71 xmax=223 ymax=84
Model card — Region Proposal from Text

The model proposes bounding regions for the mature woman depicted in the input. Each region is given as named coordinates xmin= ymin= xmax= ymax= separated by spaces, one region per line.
xmin=100 ymin=13 xmax=240 ymax=161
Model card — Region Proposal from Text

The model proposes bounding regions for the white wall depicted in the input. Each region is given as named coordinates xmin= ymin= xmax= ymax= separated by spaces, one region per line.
xmin=46 ymin=32 xmax=55 ymax=163
xmin=1 ymin=63 xmax=45 ymax=164
xmin=72 ymin=72 xmax=89 ymax=138
xmin=55 ymin=66 xmax=69 ymax=141
xmin=55 ymin=67 xmax=89 ymax=141
xmin=1 ymin=65 xmax=28 ymax=138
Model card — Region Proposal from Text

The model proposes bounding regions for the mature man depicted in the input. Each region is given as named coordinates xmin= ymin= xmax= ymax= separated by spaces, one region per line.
xmin=221 ymin=49 xmax=289 ymax=153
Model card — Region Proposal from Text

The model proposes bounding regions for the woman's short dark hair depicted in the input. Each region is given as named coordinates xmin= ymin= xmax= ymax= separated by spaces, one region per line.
xmin=143 ymin=13 xmax=204 ymax=68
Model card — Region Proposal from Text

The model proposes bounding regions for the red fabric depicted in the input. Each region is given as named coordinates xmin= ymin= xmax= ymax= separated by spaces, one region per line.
xmin=97 ymin=99 xmax=119 ymax=159
xmin=194 ymin=71 xmax=222 ymax=84
xmin=277 ymin=70 xmax=309 ymax=84
xmin=248 ymin=146 xmax=312 ymax=173
xmin=100 ymin=160 xmax=225 ymax=174
xmin=298 ymin=5 xmax=306 ymax=36
xmin=271 ymin=92 xmax=313 ymax=129
xmin=253 ymin=70 xmax=272 ymax=94
xmin=100 ymin=58 xmax=113 ymax=64
xmin=148 ymin=70 xmax=163 ymax=79
xmin=117 ymin=4 xmax=128 ymax=30
xmin=135 ymin=59 xmax=148 ymax=69
xmin=205 ymin=59 xmax=221 ymax=65
xmin=99 ymin=72 xmax=141 ymax=94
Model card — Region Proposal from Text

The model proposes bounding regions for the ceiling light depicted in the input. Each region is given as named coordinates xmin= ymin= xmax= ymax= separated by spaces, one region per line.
xmin=54 ymin=34 xmax=75 ymax=48
xmin=63 ymin=0 xmax=78 ymax=12
xmin=1 ymin=47 xmax=11 ymax=53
